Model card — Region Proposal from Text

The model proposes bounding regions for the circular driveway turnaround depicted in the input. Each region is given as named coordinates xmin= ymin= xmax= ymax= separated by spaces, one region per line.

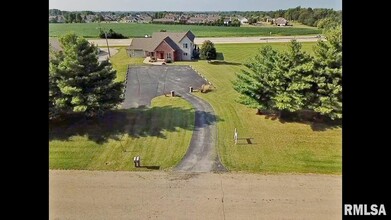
xmin=124 ymin=65 xmax=226 ymax=172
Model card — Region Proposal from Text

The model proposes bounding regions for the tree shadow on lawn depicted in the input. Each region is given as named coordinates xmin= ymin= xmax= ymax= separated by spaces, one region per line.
xmin=216 ymin=52 xmax=224 ymax=60
xmin=49 ymin=106 xmax=222 ymax=144
xmin=208 ymin=60 xmax=242 ymax=66
xmin=260 ymin=110 xmax=341 ymax=131
xmin=208 ymin=53 xmax=241 ymax=65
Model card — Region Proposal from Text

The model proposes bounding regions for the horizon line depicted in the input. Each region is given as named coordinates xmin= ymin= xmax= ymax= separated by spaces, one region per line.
xmin=49 ymin=8 xmax=341 ymax=12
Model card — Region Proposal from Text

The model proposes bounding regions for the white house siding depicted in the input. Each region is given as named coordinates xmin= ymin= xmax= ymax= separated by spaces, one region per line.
xmin=179 ymin=36 xmax=193 ymax=60
xmin=240 ymin=18 xmax=248 ymax=24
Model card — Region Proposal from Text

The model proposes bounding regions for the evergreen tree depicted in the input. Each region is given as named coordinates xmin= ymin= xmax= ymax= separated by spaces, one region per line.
xmin=234 ymin=34 xmax=342 ymax=121
xmin=272 ymin=40 xmax=314 ymax=113
xmin=234 ymin=41 xmax=314 ymax=115
xmin=311 ymin=25 xmax=342 ymax=120
xmin=49 ymin=33 xmax=124 ymax=120
xmin=234 ymin=45 xmax=281 ymax=112
xmin=49 ymin=44 xmax=66 ymax=119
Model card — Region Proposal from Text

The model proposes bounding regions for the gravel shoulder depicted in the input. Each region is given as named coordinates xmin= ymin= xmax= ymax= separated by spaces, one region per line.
xmin=50 ymin=170 xmax=342 ymax=220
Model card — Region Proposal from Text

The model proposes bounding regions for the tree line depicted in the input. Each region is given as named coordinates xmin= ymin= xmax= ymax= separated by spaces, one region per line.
xmin=223 ymin=7 xmax=341 ymax=29
xmin=234 ymin=25 xmax=342 ymax=121
xmin=50 ymin=7 xmax=341 ymax=28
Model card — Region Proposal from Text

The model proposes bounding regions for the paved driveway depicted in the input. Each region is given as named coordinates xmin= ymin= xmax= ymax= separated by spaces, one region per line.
xmin=123 ymin=65 xmax=207 ymax=109
xmin=123 ymin=65 xmax=226 ymax=172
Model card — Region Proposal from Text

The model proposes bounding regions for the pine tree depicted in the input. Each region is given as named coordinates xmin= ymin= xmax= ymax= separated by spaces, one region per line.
xmin=272 ymin=40 xmax=314 ymax=113
xmin=49 ymin=33 xmax=124 ymax=119
xmin=311 ymin=25 xmax=342 ymax=120
xmin=234 ymin=45 xmax=282 ymax=112
xmin=234 ymin=41 xmax=314 ymax=115
xmin=49 ymin=44 xmax=66 ymax=119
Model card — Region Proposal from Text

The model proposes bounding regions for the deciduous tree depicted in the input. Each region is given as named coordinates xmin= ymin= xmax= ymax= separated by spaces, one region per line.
xmin=200 ymin=40 xmax=217 ymax=60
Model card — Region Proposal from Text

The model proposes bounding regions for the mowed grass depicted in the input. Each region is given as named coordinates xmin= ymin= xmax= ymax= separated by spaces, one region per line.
xmin=49 ymin=23 xmax=321 ymax=38
xmin=50 ymin=41 xmax=341 ymax=174
xmin=49 ymin=96 xmax=195 ymax=171
xmin=110 ymin=47 xmax=144 ymax=82
xmin=179 ymin=42 xmax=342 ymax=174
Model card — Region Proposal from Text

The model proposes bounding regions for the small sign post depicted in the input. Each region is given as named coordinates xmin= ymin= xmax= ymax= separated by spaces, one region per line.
xmin=234 ymin=128 xmax=238 ymax=145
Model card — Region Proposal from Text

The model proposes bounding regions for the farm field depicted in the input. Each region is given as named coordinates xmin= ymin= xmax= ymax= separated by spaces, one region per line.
xmin=49 ymin=23 xmax=321 ymax=38
xmin=50 ymin=42 xmax=341 ymax=174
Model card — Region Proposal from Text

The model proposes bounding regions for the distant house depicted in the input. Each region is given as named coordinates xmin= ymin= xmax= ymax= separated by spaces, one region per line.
xmin=49 ymin=15 xmax=65 ymax=23
xmin=153 ymin=14 xmax=178 ymax=23
xmin=103 ymin=15 xmax=115 ymax=21
xmin=152 ymin=18 xmax=176 ymax=23
xmin=49 ymin=16 xmax=57 ymax=22
xmin=188 ymin=16 xmax=205 ymax=24
xmin=138 ymin=15 xmax=152 ymax=23
xmin=223 ymin=18 xmax=232 ymax=25
xmin=206 ymin=15 xmax=220 ymax=23
xmin=128 ymin=31 xmax=196 ymax=62
xmin=274 ymin=17 xmax=288 ymax=26
xmin=178 ymin=15 xmax=188 ymax=23
xmin=237 ymin=16 xmax=248 ymax=24
xmin=265 ymin=16 xmax=273 ymax=23
xmin=84 ymin=15 xmax=96 ymax=23
xmin=121 ymin=15 xmax=137 ymax=23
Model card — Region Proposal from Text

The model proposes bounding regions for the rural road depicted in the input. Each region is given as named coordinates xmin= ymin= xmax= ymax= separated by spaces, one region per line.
xmin=50 ymin=170 xmax=342 ymax=219
xmin=174 ymin=93 xmax=226 ymax=172
xmin=88 ymin=35 xmax=322 ymax=46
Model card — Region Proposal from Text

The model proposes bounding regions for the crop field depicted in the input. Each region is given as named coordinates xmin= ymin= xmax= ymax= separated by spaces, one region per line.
xmin=49 ymin=23 xmax=321 ymax=38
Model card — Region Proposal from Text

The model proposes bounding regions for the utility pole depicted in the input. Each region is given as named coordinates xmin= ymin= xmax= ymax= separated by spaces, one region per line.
xmin=105 ymin=32 xmax=111 ymax=57
xmin=99 ymin=25 xmax=111 ymax=58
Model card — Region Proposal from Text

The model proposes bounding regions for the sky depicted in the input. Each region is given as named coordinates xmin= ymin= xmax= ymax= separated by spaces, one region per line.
xmin=49 ymin=0 xmax=342 ymax=11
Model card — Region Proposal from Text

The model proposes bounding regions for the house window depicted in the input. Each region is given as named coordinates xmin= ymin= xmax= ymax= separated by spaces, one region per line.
xmin=184 ymin=53 xmax=188 ymax=56
xmin=183 ymin=43 xmax=188 ymax=48
xmin=167 ymin=53 xmax=171 ymax=59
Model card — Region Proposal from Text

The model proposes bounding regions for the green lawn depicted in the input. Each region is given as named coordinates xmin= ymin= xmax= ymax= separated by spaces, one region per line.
xmin=49 ymin=23 xmax=321 ymax=38
xmin=110 ymin=47 xmax=144 ymax=82
xmin=50 ymin=41 xmax=341 ymax=174
xmin=49 ymin=96 xmax=195 ymax=171
xmin=179 ymin=42 xmax=342 ymax=174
